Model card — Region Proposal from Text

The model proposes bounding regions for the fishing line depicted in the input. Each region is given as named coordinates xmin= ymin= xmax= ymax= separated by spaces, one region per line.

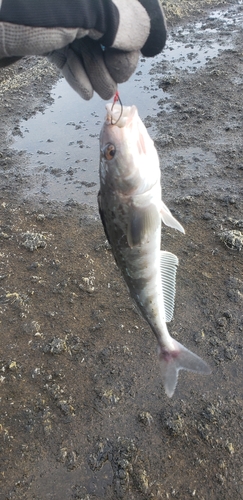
xmin=111 ymin=91 xmax=123 ymax=125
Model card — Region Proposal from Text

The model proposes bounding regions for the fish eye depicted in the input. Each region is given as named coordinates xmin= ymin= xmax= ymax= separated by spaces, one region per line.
xmin=104 ymin=143 xmax=116 ymax=160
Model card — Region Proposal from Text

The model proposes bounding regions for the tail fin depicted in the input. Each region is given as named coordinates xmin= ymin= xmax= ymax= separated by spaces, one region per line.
xmin=158 ymin=339 xmax=211 ymax=398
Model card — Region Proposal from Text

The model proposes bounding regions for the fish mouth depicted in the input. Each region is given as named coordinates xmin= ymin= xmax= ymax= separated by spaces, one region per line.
xmin=105 ymin=103 xmax=137 ymax=128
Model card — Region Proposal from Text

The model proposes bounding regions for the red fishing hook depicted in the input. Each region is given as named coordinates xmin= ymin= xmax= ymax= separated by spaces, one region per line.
xmin=111 ymin=90 xmax=123 ymax=125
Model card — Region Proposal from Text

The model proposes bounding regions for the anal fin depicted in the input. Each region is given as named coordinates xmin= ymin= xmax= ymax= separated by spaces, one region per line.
xmin=160 ymin=251 xmax=178 ymax=323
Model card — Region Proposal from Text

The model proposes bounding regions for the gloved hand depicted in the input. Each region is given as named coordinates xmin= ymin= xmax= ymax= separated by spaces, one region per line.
xmin=0 ymin=0 xmax=167 ymax=100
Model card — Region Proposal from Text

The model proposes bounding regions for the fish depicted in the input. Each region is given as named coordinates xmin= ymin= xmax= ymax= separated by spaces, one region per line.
xmin=98 ymin=103 xmax=211 ymax=397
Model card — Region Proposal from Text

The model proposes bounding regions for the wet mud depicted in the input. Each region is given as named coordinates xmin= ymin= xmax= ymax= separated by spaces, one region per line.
xmin=0 ymin=1 xmax=243 ymax=499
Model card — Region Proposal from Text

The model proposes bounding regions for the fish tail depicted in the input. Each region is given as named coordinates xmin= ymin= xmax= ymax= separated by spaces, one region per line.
xmin=158 ymin=339 xmax=211 ymax=397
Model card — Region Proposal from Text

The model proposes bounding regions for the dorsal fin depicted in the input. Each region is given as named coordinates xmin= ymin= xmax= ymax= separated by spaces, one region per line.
xmin=160 ymin=251 xmax=178 ymax=322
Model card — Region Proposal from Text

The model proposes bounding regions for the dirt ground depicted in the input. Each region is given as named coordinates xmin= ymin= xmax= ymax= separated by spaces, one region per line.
xmin=0 ymin=1 xmax=243 ymax=499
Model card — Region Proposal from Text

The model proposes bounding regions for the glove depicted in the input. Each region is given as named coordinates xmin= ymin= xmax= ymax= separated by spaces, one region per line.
xmin=0 ymin=0 xmax=167 ymax=100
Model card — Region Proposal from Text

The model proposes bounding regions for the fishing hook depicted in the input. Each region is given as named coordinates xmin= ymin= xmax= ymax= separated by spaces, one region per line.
xmin=111 ymin=91 xmax=123 ymax=125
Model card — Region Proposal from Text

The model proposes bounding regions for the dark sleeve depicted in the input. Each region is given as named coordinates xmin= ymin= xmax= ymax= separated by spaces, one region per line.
xmin=139 ymin=0 xmax=167 ymax=56
xmin=0 ymin=0 xmax=119 ymax=46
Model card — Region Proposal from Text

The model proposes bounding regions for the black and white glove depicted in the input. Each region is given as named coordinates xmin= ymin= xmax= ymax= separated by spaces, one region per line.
xmin=0 ymin=0 xmax=167 ymax=100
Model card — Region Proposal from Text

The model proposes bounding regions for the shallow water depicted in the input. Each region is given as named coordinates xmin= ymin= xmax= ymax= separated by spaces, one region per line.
xmin=11 ymin=4 xmax=241 ymax=205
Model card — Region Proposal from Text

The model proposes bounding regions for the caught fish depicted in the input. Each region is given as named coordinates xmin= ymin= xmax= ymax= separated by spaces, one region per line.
xmin=98 ymin=103 xmax=211 ymax=397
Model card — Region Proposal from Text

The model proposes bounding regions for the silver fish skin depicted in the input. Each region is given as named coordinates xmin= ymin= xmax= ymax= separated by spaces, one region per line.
xmin=98 ymin=103 xmax=211 ymax=397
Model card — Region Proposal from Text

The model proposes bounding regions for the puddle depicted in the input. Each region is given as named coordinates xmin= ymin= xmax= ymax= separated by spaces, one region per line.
xmin=11 ymin=57 xmax=168 ymax=206
xmin=11 ymin=67 xmax=166 ymax=206
xmin=11 ymin=4 xmax=242 ymax=205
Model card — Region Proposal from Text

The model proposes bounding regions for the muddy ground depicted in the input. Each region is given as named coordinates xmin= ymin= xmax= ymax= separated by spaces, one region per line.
xmin=0 ymin=1 xmax=243 ymax=499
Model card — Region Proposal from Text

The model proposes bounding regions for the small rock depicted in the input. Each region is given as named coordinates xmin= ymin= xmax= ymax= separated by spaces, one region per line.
xmin=21 ymin=231 xmax=47 ymax=251
xmin=202 ymin=212 xmax=213 ymax=220
xmin=36 ymin=213 xmax=45 ymax=221
xmin=219 ymin=230 xmax=243 ymax=251
xmin=138 ymin=411 xmax=154 ymax=426
xmin=44 ymin=338 xmax=67 ymax=355
xmin=8 ymin=361 xmax=17 ymax=370
xmin=194 ymin=330 xmax=206 ymax=343
xmin=216 ymin=317 xmax=227 ymax=328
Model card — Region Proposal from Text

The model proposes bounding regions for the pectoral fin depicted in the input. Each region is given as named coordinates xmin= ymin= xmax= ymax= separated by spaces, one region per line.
xmin=127 ymin=204 xmax=160 ymax=247
xmin=160 ymin=250 xmax=178 ymax=323
xmin=160 ymin=200 xmax=185 ymax=233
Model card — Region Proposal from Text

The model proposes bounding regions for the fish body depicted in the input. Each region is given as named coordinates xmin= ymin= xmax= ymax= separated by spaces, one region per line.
xmin=98 ymin=103 xmax=210 ymax=397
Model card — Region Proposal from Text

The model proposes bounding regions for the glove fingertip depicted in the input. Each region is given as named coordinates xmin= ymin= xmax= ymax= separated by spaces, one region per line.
xmin=104 ymin=49 xmax=140 ymax=84
xmin=61 ymin=49 xmax=94 ymax=100
xmin=72 ymin=38 xmax=117 ymax=100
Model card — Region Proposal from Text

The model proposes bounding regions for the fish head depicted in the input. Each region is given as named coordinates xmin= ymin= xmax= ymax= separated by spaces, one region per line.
xmin=99 ymin=104 xmax=160 ymax=195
